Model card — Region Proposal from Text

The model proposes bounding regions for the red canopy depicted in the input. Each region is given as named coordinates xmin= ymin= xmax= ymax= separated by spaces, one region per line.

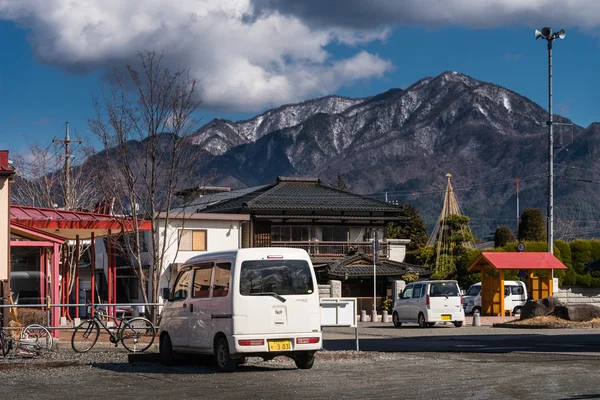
xmin=10 ymin=205 xmax=151 ymax=240
xmin=468 ymin=252 xmax=567 ymax=271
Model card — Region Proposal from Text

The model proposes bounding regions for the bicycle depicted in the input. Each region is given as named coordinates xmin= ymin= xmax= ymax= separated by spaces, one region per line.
xmin=1 ymin=315 xmax=53 ymax=357
xmin=71 ymin=304 xmax=156 ymax=353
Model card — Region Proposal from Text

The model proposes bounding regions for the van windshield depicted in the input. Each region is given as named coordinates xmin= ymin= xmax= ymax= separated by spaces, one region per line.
xmin=239 ymin=260 xmax=314 ymax=296
xmin=429 ymin=282 xmax=460 ymax=297
xmin=465 ymin=285 xmax=481 ymax=296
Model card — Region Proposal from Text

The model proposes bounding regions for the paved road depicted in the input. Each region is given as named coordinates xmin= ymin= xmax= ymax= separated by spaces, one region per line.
xmin=2 ymin=323 xmax=600 ymax=399
xmin=324 ymin=322 xmax=600 ymax=354
xmin=1 ymin=351 xmax=600 ymax=399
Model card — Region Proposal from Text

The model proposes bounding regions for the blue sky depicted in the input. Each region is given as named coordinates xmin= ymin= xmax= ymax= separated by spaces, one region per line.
xmin=1 ymin=1 xmax=599 ymax=156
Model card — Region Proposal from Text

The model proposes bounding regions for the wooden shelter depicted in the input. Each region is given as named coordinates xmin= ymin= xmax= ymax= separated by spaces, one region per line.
xmin=467 ymin=252 xmax=567 ymax=316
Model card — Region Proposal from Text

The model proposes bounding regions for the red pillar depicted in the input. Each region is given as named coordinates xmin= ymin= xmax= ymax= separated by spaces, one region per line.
xmin=75 ymin=235 xmax=80 ymax=318
xmin=39 ymin=249 xmax=45 ymax=301
xmin=112 ymin=238 xmax=117 ymax=318
xmin=91 ymin=232 xmax=95 ymax=317
xmin=51 ymin=243 xmax=60 ymax=338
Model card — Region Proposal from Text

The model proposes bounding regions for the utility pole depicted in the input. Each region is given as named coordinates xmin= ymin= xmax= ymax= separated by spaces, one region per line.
xmin=535 ymin=26 xmax=565 ymax=255
xmin=53 ymin=122 xmax=81 ymax=209
xmin=515 ymin=179 xmax=520 ymax=235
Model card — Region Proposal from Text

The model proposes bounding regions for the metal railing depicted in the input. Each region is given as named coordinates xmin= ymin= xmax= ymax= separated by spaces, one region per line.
xmin=0 ymin=302 xmax=161 ymax=332
xmin=272 ymin=241 xmax=389 ymax=258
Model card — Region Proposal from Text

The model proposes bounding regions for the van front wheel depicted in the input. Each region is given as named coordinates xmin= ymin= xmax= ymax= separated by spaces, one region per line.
xmin=215 ymin=337 xmax=237 ymax=372
xmin=294 ymin=351 xmax=315 ymax=370
xmin=392 ymin=312 xmax=402 ymax=327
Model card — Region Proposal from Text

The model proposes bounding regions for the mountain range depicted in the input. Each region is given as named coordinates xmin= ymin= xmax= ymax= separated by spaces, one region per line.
xmin=187 ymin=71 xmax=600 ymax=239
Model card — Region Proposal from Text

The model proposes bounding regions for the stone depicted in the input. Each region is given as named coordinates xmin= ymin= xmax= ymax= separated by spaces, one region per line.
xmin=554 ymin=304 xmax=600 ymax=322
xmin=520 ymin=296 xmax=563 ymax=320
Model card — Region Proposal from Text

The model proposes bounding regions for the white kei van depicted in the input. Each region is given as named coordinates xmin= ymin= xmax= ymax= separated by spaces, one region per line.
xmin=392 ymin=280 xmax=465 ymax=328
xmin=158 ymin=248 xmax=322 ymax=372
xmin=462 ymin=281 xmax=527 ymax=315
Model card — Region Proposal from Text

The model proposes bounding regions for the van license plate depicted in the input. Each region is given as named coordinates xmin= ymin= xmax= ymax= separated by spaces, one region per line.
xmin=268 ymin=340 xmax=291 ymax=351
xmin=441 ymin=315 xmax=451 ymax=321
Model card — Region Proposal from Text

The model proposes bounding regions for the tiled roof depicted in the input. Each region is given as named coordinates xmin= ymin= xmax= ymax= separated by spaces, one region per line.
xmin=172 ymin=184 xmax=273 ymax=214
xmin=254 ymin=214 xmax=405 ymax=221
xmin=203 ymin=177 xmax=403 ymax=214
xmin=322 ymin=253 xmax=430 ymax=278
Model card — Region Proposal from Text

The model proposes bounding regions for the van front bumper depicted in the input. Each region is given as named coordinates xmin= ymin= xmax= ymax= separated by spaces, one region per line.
xmin=232 ymin=333 xmax=323 ymax=354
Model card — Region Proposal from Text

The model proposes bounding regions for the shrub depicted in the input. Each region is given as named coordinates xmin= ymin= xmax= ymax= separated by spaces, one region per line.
xmin=12 ymin=308 xmax=47 ymax=326
xmin=576 ymin=273 xmax=592 ymax=287
xmin=381 ymin=299 xmax=394 ymax=313
xmin=401 ymin=273 xmax=419 ymax=283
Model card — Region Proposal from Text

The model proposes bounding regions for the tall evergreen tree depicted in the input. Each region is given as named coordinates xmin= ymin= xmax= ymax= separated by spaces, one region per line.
xmin=387 ymin=204 xmax=428 ymax=251
xmin=494 ymin=226 xmax=517 ymax=248
xmin=518 ymin=208 xmax=546 ymax=241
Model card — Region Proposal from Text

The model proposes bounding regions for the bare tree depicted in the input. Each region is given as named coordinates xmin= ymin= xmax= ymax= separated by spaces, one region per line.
xmin=11 ymin=139 xmax=98 ymax=210
xmin=89 ymin=51 xmax=204 ymax=319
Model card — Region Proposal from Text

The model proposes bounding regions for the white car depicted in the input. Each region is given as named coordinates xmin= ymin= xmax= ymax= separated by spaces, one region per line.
xmin=462 ymin=281 xmax=528 ymax=315
xmin=159 ymin=248 xmax=322 ymax=372
xmin=392 ymin=280 xmax=465 ymax=328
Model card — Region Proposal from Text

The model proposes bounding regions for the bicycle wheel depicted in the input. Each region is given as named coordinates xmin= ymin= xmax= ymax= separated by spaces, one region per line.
xmin=21 ymin=324 xmax=53 ymax=354
xmin=120 ymin=317 xmax=156 ymax=353
xmin=72 ymin=320 xmax=100 ymax=353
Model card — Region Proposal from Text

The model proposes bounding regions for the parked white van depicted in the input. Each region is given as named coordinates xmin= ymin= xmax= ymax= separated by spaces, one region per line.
xmin=462 ymin=281 xmax=527 ymax=315
xmin=392 ymin=280 xmax=465 ymax=328
xmin=158 ymin=248 xmax=322 ymax=372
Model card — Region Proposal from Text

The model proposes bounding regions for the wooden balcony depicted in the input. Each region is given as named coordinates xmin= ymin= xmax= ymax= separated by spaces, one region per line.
xmin=270 ymin=241 xmax=389 ymax=258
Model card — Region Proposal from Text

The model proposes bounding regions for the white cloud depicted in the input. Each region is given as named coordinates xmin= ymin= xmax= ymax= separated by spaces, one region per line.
xmin=0 ymin=0 xmax=392 ymax=111
xmin=252 ymin=0 xmax=600 ymax=30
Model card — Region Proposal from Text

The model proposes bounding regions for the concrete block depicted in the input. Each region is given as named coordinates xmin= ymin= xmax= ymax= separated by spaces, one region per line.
xmin=329 ymin=280 xmax=342 ymax=298
xmin=382 ymin=310 xmax=389 ymax=323
xmin=60 ymin=317 xmax=67 ymax=326
xmin=392 ymin=280 xmax=406 ymax=301
xmin=73 ymin=318 xmax=81 ymax=327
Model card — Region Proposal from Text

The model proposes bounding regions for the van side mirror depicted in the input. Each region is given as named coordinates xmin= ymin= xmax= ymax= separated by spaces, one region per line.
xmin=162 ymin=288 xmax=170 ymax=301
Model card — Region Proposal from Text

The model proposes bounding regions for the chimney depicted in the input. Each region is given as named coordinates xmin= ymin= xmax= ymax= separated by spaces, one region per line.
xmin=0 ymin=150 xmax=9 ymax=170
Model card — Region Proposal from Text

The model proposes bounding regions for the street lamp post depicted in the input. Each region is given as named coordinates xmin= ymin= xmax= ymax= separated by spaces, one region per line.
xmin=535 ymin=27 xmax=565 ymax=255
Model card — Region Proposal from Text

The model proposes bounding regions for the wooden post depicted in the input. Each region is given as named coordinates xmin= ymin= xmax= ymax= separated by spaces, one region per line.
xmin=499 ymin=270 xmax=505 ymax=317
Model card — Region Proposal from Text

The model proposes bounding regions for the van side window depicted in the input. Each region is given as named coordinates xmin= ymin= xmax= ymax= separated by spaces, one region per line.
xmin=192 ymin=264 xmax=212 ymax=298
xmin=511 ymin=286 xmax=524 ymax=295
xmin=412 ymin=284 xmax=422 ymax=298
xmin=402 ymin=286 xmax=413 ymax=299
xmin=213 ymin=263 xmax=231 ymax=297
xmin=172 ymin=270 xmax=192 ymax=301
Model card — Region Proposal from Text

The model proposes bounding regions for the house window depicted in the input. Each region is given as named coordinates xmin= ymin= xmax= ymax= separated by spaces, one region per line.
xmin=179 ymin=230 xmax=207 ymax=251
xmin=271 ymin=226 xmax=311 ymax=242
xmin=321 ymin=226 xmax=349 ymax=241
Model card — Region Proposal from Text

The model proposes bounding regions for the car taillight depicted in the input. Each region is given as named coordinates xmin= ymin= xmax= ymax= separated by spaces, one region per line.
xmin=296 ymin=337 xmax=320 ymax=344
xmin=460 ymin=296 xmax=463 ymax=305
xmin=426 ymin=294 xmax=430 ymax=309
xmin=238 ymin=339 xmax=265 ymax=346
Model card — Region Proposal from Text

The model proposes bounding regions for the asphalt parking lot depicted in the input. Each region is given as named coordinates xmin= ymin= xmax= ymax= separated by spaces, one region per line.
xmin=2 ymin=323 xmax=600 ymax=399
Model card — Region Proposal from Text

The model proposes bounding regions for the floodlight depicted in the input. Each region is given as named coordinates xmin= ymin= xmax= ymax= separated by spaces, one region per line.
xmin=535 ymin=29 xmax=543 ymax=40
xmin=557 ymin=29 xmax=566 ymax=39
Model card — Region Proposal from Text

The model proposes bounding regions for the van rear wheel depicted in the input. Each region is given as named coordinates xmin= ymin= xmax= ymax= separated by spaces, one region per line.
xmin=418 ymin=313 xmax=427 ymax=328
xmin=392 ymin=312 xmax=402 ymax=327
xmin=454 ymin=321 xmax=464 ymax=328
xmin=294 ymin=351 xmax=315 ymax=370
xmin=513 ymin=306 xmax=522 ymax=315
xmin=215 ymin=337 xmax=237 ymax=372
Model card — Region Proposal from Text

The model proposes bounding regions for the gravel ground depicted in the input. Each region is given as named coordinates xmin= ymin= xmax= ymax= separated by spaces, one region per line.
xmin=2 ymin=350 xmax=600 ymax=399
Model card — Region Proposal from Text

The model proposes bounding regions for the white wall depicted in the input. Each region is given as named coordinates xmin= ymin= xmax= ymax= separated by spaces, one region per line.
xmin=155 ymin=218 xmax=243 ymax=298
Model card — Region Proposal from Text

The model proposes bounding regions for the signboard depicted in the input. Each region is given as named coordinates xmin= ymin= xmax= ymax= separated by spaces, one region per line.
xmin=320 ymin=298 xmax=357 ymax=328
